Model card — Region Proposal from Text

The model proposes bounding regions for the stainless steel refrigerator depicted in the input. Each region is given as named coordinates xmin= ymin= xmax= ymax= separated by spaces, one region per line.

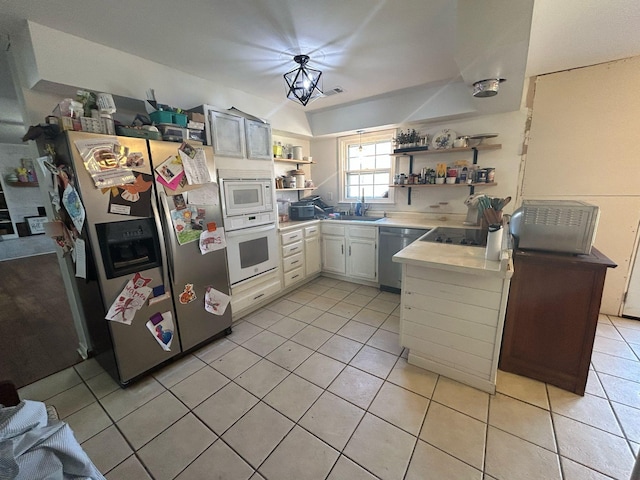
xmin=53 ymin=131 xmax=231 ymax=386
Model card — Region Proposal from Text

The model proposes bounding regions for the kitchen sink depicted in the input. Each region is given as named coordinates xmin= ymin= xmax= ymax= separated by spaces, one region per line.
xmin=337 ymin=215 xmax=384 ymax=222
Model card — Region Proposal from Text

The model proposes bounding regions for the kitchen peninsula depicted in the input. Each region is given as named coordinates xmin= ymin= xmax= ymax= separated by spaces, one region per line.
xmin=393 ymin=230 xmax=513 ymax=393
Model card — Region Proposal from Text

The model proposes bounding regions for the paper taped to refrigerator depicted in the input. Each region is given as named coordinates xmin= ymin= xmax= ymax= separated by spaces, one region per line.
xmin=146 ymin=311 xmax=174 ymax=351
xmin=62 ymin=184 xmax=86 ymax=233
xmin=106 ymin=273 xmax=153 ymax=325
xmin=74 ymin=137 xmax=137 ymax=188
xmin=170 ymin=206 xmax=205 ymax=245
xmin=187 ymin=183 xmax=218 ymax=206
xmin=179 ymin=147 xmax=211 ymax=185
xmin=205 ymin=286 xmax=230 ymax=316
xmin=199 ymin=228 xmax=226 ymax=254
xmin=155 ymin=155 xmax=185 ymax=190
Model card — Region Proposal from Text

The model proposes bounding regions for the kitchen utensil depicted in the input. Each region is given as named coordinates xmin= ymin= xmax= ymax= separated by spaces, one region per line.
xmin=485 ymin=224 xmax=503 ymax=260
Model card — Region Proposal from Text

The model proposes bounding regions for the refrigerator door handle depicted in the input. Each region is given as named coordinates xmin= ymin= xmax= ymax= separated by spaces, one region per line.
xmin=153 ymin=189 xmax=175 ymax=286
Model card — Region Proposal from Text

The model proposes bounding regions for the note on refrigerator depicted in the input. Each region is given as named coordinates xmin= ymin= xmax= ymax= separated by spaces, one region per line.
xmin=74 ymin=238 xmax=87 ymax=279
xmin=187 ymin=183 xmax=218 ymax=206
xmin=179 ymin=148 xmax=211 ymax=185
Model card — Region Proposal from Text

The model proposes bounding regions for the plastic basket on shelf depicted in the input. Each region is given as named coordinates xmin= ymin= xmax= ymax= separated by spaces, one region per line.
xmin=80 ymin=117 xmax=105 ymax=134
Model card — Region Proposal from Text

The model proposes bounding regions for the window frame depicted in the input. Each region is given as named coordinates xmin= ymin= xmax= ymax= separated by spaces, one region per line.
xmin=338 ymin=130 xmax=395 ymax=204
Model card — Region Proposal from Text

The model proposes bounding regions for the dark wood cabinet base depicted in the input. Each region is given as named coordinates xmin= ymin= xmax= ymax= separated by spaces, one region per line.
xmin=499 ymin=247 xmax=615 ymax=395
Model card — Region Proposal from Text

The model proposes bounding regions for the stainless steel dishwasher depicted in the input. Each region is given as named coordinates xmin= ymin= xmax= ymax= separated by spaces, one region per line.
xmin=378 ymin=226 xmax=430 ymax=292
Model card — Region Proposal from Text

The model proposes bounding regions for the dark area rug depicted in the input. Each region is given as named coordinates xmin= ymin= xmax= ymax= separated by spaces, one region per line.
xmin=0 ymin=253 xmax=82 ymax=388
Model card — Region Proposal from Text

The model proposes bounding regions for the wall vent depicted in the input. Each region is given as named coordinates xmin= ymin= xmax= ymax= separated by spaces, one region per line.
xmin=323 ymin=86 xmax=344 ymax=97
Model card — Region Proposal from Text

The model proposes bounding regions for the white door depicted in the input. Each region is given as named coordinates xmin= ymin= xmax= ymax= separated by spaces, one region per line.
xmin=305 ymin=236 xmax=321 ymax=276
xmin=348 ymin=238 xmax=377 ymax=281
xmin=623 ymin=244 xmax=640 ymax=318
xmin=322 ymin=235 xmax=346 ymax=274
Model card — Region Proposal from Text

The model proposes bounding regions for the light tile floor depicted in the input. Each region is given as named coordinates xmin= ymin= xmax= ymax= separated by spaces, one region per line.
xmin=17 ymin=276 xmax=640 ymax=479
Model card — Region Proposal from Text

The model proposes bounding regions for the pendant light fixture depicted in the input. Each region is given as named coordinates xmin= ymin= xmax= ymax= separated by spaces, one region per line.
xmin=284 ymin=55 xmax=323 ymax=106
xmin=357 ymin=130 xmax=364 ymax=152
xmin=472 ymin=78 xmax=506 ymax=98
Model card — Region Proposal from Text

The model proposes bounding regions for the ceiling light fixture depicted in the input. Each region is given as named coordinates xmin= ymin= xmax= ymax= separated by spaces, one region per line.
xmin=472 ymin=78 xmax=506 ymax=98
xmin=284 ymin=55 xmax=323 ymax=106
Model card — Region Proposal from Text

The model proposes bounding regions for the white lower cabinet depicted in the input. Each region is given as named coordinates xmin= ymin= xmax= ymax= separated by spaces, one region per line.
xmin=321 ymin=223 xmax=377 ymax=281
xmin=304 ymin=224 xmax=321 ymax=277
xmin=399 ymin=263 xmax=511 ymax=394
xmin=231 ymin=269 xmax=282 ymax=319
xmin=321 ymin=233 xmax=346 ymax=274
xmin=281 ymin=228 xmax=305 ymax=288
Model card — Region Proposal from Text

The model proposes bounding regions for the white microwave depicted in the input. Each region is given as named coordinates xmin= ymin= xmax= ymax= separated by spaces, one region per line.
xmin=219 ymin=170 xmax=274 ymax=219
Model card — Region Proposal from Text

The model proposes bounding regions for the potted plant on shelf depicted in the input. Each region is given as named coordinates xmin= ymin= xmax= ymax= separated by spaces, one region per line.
xmin=394 ymin=129 xmax=427 ymax=152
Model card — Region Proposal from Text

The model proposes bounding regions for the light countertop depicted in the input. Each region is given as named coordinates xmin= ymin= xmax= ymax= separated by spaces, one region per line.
xmin=277 ymin=213 xmax=472 ymax=231
xmin=393 ymin=228 xmax=513 ymax=278
xmin=277 ymin=213 xmax=513 ymax=278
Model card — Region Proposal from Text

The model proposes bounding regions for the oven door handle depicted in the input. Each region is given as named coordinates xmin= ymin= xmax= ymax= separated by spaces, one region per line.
xmin=225 ymin=223 xmax=276 ymax=237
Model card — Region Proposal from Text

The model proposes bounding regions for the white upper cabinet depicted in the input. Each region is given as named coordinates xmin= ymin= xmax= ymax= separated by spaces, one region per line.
xmin=209 ymin=110 xmax=246 ymax=158
xmin=208 ymin=108 xmax=272 ymax=160
xmin=245 ymin=119 xmax=272 ymax=160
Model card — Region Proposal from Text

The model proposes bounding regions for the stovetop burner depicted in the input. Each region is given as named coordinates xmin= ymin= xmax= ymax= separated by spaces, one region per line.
xmin=420 ymin=227 xmax=486 ymax=247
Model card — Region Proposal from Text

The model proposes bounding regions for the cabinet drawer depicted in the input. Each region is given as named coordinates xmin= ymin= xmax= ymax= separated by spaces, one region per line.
xmin=304 ymin=224 xmax=320 ymax=237
xmin=321 ymin=224 xmax=345 ymax=236
xmin=283 ymin=252 xmax=304 ymax=272
xmin=231 ymin=277 xmax=282 ymax=314
xmin=284 ymin=267 xmax=304 ymax=287
xmin=282 ymin=241 xmax=303 ymax=257
xmin=281 ymin=229 xmax=303 ymax=245
xmin=348 ymin=225 xmax=377 ymax=239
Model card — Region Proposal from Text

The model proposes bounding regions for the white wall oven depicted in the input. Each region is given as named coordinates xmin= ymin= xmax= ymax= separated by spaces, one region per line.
xmin=218 ymin=170 xmax=279 ymax=284
xmin=225 ymin=223 xmax=278 ymax=284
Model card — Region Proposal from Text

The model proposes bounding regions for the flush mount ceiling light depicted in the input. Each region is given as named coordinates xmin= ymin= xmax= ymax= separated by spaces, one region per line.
xmin=284 ymin=55 xmax=323 ymax=106
xmin=472 ymin=78 xmax=506 ymax=98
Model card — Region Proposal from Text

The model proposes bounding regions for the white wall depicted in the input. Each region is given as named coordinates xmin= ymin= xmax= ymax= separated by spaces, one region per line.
xmin=309 ymin=109 xmax=527 ymax=218
xmin=521 ymin=56 xmax=640 ymax=314
xmin=12 ymin=22 xmax=311 ymax=136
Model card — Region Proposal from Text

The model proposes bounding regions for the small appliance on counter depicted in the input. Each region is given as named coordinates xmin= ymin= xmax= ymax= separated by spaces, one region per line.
xmin=291 ymin=195 xmax=334 ymax=219
xmin=509 ymin=200 xmax=599 ymax=255
xmin=289 ymin=201 xmax=315 ymax=220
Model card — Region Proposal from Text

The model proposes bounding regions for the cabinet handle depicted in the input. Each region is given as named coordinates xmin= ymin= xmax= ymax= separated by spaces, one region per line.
xmin=290 ymin=247 xmax=298 ymax=252
xmin=341 ymin=245 xmax=344 ymax=254
xmin=292 ymin=274 xmax=299 ymax=279
xmin=349 ymin=245 xmax=352 ymax=256
xmin=253 ymin=293 xmax=265 ymax=300
xmin=290 ymin=235 xmax=298 ymax=239
xmin=291 ymin=260 xmax=299 ymax=265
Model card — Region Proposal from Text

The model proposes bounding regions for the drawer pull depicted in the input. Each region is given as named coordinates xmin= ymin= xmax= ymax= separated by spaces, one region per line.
xmin=292 ymin=274 xmax=299 ymax=279
xmin=253 ymin=293 xmax=265 ymax=300
xmin=291 ymin=247 xmax=298 ymax=252
xmin=291 ymin=260 xmax=299 ymax=265
xmin=290 ymin=235 xmax=298 ymax=239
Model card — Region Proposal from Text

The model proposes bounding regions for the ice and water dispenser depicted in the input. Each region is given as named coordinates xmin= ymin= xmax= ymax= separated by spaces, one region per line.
xmin=96 ymin=218 xmax=162 ymax=279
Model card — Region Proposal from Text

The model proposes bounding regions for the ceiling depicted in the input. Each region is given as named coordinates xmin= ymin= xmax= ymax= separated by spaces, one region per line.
xmin=0 ymin=0 xmax=639 ymax=134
